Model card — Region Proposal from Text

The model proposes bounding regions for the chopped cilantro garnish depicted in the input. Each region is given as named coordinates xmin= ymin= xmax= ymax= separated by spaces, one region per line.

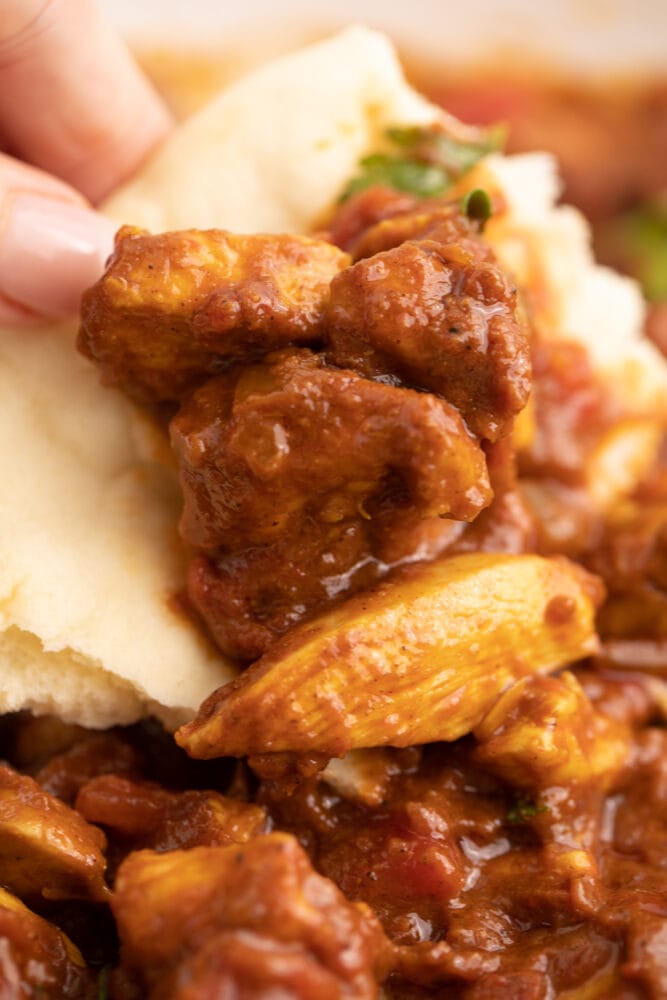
xmin=386 ymin=123 xmax=506 ymax=172
xmin=342 ymin=153 xmax=450 ymax=200
xmin=340 ymin=122 xmax=506 ymax=202
xmin=461 ymin=187 xmax=493 ymax=225
xmin=506 ymin=796 xmax=550 ymax=825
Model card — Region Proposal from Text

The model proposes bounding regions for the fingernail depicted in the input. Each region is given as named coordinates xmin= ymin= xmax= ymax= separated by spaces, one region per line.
xmin=0 ymin=193 xmax=116 ymax=319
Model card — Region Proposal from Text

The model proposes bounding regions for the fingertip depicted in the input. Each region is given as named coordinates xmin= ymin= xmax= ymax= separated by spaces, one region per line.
xmin=0 ymin=0 xmax=174 ymax=203
xmin=0 ymin=190 xmax=116 ymax=322
xmin=70 ymin=91 xmax=173 ymax=205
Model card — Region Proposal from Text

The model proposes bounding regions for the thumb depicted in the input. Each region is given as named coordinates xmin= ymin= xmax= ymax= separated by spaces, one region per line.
xmin=0 ymin=154 xmax=116 ymax=325
xmin=0 ymin=0 xmax=172 ymax=204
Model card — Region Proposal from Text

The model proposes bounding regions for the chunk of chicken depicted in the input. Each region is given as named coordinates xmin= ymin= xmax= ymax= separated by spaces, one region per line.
xmin=345 ymin=198 xmax=489 ymax=262
xmin=474 ymin=672 xmax=631 ymax=888
xmin=325 ymin=239 xmax=530 ymax=440
xmin=0 ymin=887 xmax=95 ymax=998
xmin=185 ymin=522 xmax=374 ymax=662
xmin=78 ymin=226 xmax=350 ymax=402
xmin=173 ymin=349 xmax=490 ymax=549
xmin=177 ymin=553 xmax=601 ymax=758
xmin=0 ymin=764 xmax=109 ymax=903
xmin=111 ymin=833 xmax=391 ymax=999
xmin=325 ymin=184 xmax=419 ymax=255
xmin=76 ymin=775 xmax=266 ymax=852
xmin=474 ymin=672 xmax=629 ymax=789
xmin=171 ymin=348 xmax=492 ymax=658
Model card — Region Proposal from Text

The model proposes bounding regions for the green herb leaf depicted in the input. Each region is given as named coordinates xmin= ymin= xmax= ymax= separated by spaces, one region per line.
xmin=507 ymin=796 xmax=550 ymax=825
xmin=340 ymin=122 xmax=506 ymax=203
xmin=384 ymin=125 xmax=425 ymax=149
xmin=341 ymin=154 xmax=450 ymax=201
xmin=386 ymin=123 xmax=506 ymax=174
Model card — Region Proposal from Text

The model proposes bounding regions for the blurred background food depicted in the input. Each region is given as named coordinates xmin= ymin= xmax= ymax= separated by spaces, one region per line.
xmin=98 ymin=0 xmax=667 ymax=351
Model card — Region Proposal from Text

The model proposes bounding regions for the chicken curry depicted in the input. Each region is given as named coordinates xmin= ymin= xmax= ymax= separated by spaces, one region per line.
xmin=0 ymin=52 xmax=665 ymax=1000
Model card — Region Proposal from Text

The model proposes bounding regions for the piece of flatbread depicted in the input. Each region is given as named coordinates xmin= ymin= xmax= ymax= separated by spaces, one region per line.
xmin=104 ymin=25 xmax=440 ymax=235
xmin=0 ymin=26 xmax=452 ymax=729
xmin=1 ymin=25 xmax=666 ymax=730
xmin=0 ymin=321 xmax=232 ymax=729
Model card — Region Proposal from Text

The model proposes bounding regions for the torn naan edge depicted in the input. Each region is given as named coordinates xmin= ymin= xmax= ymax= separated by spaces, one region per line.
xmin=103 ymin=25 xmax=443 ymax=235
xmin=0 ymin=27 xmax=453 ymax=729
xmin=0 ymin=322 xmax=233 ymax=728
xmin=2 ymin=25 xmax=667 ymax=729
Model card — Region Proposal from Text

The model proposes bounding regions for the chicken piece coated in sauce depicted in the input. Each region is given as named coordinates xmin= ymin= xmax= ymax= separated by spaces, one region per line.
xmin=111 ymin=833 xmax=391 ymax=1000
xmin=0 ymin=887 xmax=95 ymax=998
xmin=325 ymin=237 xmax=530 ymax=441
xmin=178 ymin=553 xmax=601 ymax=759
xmin=324 ymin=184 xmax=419 ymax=255
xmin=76 ymin=774 xmax=266 ymax=853
xmin=78 ymin=226 xmax=350 ymax=402
xmin=170 ymin=348 xmax=492 ymax=658
xmin=341 ymin=195 xmax=491 ymax=262
xmin=0 ymin=764 xmax=109 ymax=905
xmin=186 ymin=522 xmax=373 ymax=662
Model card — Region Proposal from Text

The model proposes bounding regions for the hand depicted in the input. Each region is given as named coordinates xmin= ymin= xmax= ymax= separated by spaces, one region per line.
xmin=0 ymin=0 xmax=172 ymax=324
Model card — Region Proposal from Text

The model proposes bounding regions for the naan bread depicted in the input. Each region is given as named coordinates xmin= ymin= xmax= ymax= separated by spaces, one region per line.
xmin=0 ymin=322 xmax=232 ymax=728
xmin=0 ymin=27 xmax=451 ymax=729
xmin=103 ymin=26 xmax=440 ymax=234
xmin=1 ymin=25 xmax=666 ymax=729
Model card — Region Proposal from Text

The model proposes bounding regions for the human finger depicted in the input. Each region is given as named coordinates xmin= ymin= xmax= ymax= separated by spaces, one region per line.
xmin=0 ymin=0 xmax=172 ymax=204
xmin=0 ymin=152 xmax=116 ymax=324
